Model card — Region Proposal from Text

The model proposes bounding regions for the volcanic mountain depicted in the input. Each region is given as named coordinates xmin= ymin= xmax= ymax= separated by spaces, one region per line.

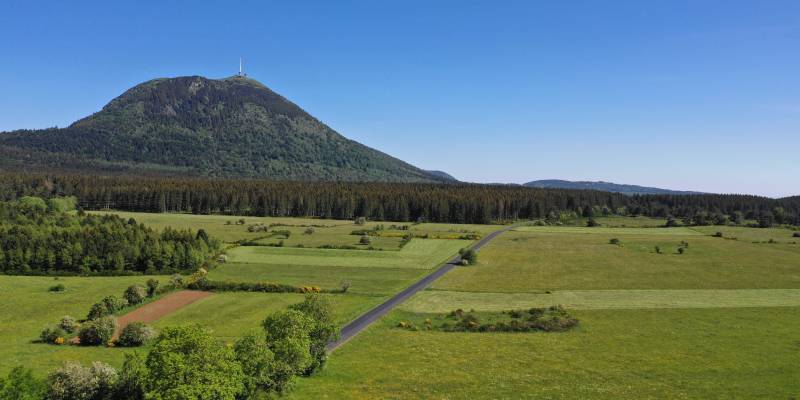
xmin=0 ymin=75 xmax=446 ymax=182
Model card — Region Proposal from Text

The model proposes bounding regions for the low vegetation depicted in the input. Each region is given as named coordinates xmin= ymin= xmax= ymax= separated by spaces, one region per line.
xmin=397 ymin=306 xmax=579 ymax=333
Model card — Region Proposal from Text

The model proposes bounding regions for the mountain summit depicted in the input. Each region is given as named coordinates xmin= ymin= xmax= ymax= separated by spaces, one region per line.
xmin=0 ymin=75 xmax=445 ymax=182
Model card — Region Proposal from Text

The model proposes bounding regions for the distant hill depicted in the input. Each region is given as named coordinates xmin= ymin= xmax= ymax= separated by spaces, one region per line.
xmin=0 ymin=75 xmax=448 ymax=182
xmin=424 ymin=170 xmax=458 ymax=181
xmin=524 ymin=179 xmax=704 ymax=195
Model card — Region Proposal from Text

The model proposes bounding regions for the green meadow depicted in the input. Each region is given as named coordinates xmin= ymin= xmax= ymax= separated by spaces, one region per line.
xmin=3 ymin=212 xmax=489 ymax=376
xmin=286 ymin=222 xmax=800 ymax=399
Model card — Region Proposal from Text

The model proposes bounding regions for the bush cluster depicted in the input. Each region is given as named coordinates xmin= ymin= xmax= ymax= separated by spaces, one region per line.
xmin=188 ymin=278 xmax=319 ymax=293
xmin=439 ymin=306 xmax=579 ymax=333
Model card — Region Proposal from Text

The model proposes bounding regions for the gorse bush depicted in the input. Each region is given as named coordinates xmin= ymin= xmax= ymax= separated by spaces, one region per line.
xmin=40 ymin=325 xmax=66 ymax=344
xmin=117 ymin=322 xmax=155 ymax=347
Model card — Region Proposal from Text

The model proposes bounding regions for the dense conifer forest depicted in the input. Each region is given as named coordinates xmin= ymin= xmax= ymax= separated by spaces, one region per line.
xmin=0 ymin=194 xmax=218 ymax=275
xmin=0 ymin=173 xmax=797 ymax=226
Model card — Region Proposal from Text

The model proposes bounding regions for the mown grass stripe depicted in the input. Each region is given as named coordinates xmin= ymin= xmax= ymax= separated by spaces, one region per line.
xmin=400 ymin=289 xmax=800 ymax=312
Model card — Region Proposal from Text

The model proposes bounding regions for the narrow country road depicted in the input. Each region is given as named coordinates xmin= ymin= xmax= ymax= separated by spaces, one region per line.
xmin=326 ymin=226 xmax=512 ymax=351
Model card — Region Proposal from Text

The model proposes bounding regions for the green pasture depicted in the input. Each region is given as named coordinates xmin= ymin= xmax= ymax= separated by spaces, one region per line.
xmin=153 ymin=292 xmax=374 ymax=341
xmin=434 ymin=229 xmax=800 ymax=291
xmin=403 ymin=288 xmax=800 ymax=312
xmin=0 ymin=275 xmax=152 ymax=375
xmin=288 ymin=306 xmax=800 ymax=399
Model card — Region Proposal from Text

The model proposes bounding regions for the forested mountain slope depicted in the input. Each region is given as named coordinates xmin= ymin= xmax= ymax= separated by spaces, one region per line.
xmin=0 ymin=76 xmax=445 ymax=182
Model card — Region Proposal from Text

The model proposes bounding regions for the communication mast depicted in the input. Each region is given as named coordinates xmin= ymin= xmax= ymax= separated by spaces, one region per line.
xmin=238 ymin=57 xmax=246 ymax=77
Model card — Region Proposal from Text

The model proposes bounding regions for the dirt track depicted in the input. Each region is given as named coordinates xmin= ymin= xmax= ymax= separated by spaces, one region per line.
xmin=113 ymin=290 xmax=212 ymax=339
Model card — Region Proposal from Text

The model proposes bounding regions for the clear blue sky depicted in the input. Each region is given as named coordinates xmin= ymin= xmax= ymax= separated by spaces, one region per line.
xmin=1 ymin=1 xmax=798 ymax=197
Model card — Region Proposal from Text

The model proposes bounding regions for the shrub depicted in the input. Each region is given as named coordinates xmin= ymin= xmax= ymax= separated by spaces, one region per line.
xmin=78 ymin=316 xmax=117 ymax=346
xmin=713 ymin=231 xmax=723 ymax=237
xmin=40 ymin=325 xmax=66 ymax=344
xmin=586 ymin=218 xmax=599 ymax=227
xmin=340 ymin=280 xmax=351 ymax=293
xmin=793 ymin=232 xmax=800 ymax=238
xmin=88 ymin=296 xmax=126 ymax=320
xmin=59 ymin=316 xmax=77 ymax=334
xmin=46 ymin=361 xmax=118 ymax=400
xmin=117 ymin=322 xmax=155 ymax=347
xmin=124 ymin=285 xmax=148 ymax=305
xmin=170 ymin=273 xmax=184 ymax=288
xmin=609 ymin=238 xmax=621 ymax=245
xmin=359 ymin=235 xmax=371 ymax=245
xmin=304 ymin=226 xmax=315 ymax=235
xmin=459 ymin=248 xmax=478 ymax=265
xmin=87 ymin=302 xmax=110 ymax=320
xmin=146 ymin=279 xmax=159 ymax=297
xmin=655 ymin=246 xmax=662 ymax=254
xmin=678 ymin=247 xmax=685 ymax=254
xmin=48 ymin=284 xmax=66 ymax=292
xmin=354 ymin=216 xmax=366 ymax=225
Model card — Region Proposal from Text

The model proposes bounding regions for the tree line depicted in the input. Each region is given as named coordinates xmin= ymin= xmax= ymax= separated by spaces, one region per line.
xmin=0 ymin=173 xmax=797 ymax=225
xmin=0 ymin=195 xmax=219 ymax=275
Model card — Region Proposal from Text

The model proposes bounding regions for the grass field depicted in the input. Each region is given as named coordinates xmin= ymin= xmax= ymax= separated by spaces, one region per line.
xmin=403 ymin=288 xmax=800 ymax=312
xmin=287 ymin=306 xmax=800 ymax=399
xmin=4 ymin=211 xmax=489 ymax=376
xmin=433 ymin=229 xmax=800 ymax=291
xmin=0 ymin=275 xmax=151 ymax=375
xmin=285 ymin=222 xmax=800 ymax=399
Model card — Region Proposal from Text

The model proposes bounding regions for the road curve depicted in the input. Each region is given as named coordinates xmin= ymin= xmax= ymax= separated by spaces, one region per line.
xmin=326 ymin=226 xmax=512 ymax=352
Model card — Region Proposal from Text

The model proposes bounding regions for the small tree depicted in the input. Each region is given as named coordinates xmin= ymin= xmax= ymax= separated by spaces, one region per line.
xmin=145 ymin=325 xmax=244 ymax=400
xmin=655 ymin=246 xmax=662 ymax=254
xmin=0 ymin=366 xmax=44 ymax=400
xmin=354 ymin=217 xmax=366 ymax=226
xmin=304 ymin=226 xmax=315 ymax=235
xmin=289 ymin=294 xmax=338 ymax=374
xmin=124 ymin=285 xmax=148 ymax=306
xmin=586 ymin=218 xmax=599 ymax=227
xmin=261 ymin=310 xmax=313 ymax=393
xmin=793 ymin=232 xmax=800 ymax=238
xmin=146 ymin=279 xmax=159 ymax=298
xmin=359 ymin=235 xmax=371 ymax=245
xmin=340 ymin=280 xmax=351 ymax=293
xmin=678 ymin=247 xmax=685 ymax=254
xmin=234 ymin=331 xmax=275 ymax=398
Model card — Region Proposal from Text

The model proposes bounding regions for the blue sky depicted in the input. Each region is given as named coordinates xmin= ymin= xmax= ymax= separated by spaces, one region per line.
xmin=1 ymin=1 xmax=798 ymax=197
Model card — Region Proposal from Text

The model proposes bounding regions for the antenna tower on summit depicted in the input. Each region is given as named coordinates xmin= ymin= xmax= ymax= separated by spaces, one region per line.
xmin=238 ymin=57 xmax=246 ymax=77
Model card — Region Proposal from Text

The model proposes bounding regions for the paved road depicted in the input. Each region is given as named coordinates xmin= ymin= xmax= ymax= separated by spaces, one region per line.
xmin=326 ymin=226 xmax=512 ymax=352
